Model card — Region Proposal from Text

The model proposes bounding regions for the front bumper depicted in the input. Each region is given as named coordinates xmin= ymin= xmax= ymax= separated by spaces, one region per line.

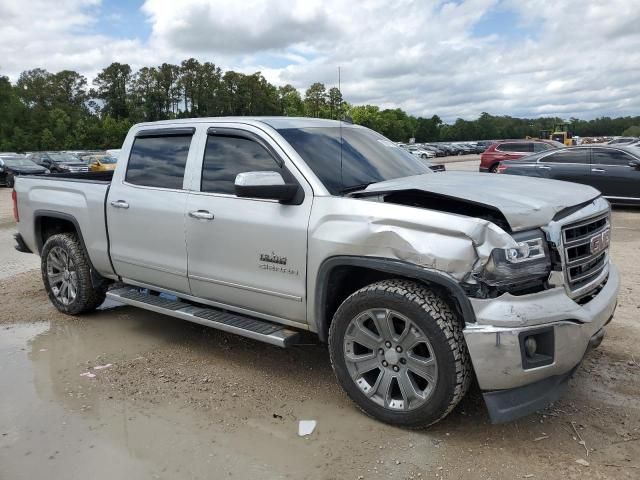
xmin=462 ymin=264 xmax=619 ymax=421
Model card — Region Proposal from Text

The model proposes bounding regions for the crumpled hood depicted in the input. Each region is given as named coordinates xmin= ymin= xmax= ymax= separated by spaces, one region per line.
xmin=361 ymin=172 xmax=601 ymax=231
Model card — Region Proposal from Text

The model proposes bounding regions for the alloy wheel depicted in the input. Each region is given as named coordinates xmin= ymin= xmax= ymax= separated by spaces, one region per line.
xmin=343 ymin=308 xmax=438 ymax=411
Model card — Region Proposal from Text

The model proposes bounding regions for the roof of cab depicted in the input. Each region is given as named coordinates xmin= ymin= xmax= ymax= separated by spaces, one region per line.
xmin=133 ymin=116 xmax=349 ymax=130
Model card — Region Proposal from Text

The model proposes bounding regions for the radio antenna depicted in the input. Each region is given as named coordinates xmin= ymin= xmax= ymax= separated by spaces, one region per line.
xmin=338 ymin=66 xmax=344 ymax=189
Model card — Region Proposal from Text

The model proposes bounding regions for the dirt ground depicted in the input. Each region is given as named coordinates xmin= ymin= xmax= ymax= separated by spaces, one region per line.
xmin=1 ymin=166 xmax=639 ymax=480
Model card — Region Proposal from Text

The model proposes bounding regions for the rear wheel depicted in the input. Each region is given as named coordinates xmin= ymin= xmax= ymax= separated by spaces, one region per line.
xmin=5 ymin=174 xmax=14 ymax=188
xmin=41 ymin=233 xmax=107 ymax=315
xmin=328 ymin=279 xmax=471 ymax=428
xmin=489 ymin=163 xmax=499 ymax=173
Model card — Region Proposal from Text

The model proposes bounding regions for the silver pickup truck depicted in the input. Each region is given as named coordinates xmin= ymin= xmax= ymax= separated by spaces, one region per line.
xmin=13 ymin=117 xmax=618 ymax=427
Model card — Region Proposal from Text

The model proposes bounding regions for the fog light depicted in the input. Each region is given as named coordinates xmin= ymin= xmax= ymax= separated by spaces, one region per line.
xmin=524 ymin=336 xmax=537 ymax=358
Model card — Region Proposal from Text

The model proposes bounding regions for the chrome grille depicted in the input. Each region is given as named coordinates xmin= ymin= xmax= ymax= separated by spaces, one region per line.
xmin=562 ymin=212 xmax=610 ymax=294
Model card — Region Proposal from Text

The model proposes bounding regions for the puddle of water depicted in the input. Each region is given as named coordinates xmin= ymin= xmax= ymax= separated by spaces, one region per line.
xmin=0 ymin=310 xmax=436 ymax=479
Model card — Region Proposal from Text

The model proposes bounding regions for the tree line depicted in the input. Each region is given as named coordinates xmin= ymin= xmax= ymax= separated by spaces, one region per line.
xmin=1 ymin=58 xmax=638 ymax=152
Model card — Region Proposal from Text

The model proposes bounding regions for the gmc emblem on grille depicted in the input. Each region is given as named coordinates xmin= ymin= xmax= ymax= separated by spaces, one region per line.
xmin=590 ymin=228 xmax=610 ymax=255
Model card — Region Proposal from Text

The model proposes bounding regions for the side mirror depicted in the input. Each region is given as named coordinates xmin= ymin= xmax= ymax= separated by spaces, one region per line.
xmin=234 ymin=171 xmax=299 ymax=203
xmin=629 ymin=159 xmax=640 ymax=169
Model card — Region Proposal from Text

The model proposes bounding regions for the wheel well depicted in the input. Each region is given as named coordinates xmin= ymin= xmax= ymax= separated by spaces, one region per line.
xmin=317 ymin=263 xmax=469 ymax=343
xmin=35 ymin=216 xmax=78 ymax=253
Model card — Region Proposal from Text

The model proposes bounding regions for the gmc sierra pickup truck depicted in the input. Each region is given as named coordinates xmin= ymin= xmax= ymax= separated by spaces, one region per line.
xmin=13 ymin=117 xmax=619 ymax=427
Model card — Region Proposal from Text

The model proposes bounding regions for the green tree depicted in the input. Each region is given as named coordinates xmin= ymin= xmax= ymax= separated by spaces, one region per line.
xmin=278 ymin=85 xmax=304 ymax=116
xmin=40 ymin=128 xmax=56 ymax=150
xmin=304 ymin=82 xmax=327 ymax=117
xmin=622 ymin=125 xmax=640 ymax=137
xmin=93 ymin=62 xmax=132 ymax=119
xmin=327 ymin=87 xmax=344 ymax=119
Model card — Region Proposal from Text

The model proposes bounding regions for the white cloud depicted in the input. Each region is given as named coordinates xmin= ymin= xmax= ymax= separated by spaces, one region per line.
xmin=0 ymin=0 xmax=639 ymax=121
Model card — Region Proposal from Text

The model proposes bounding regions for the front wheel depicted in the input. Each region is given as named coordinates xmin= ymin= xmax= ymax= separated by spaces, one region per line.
xmin=329 ymin=279 xmax=471 ymax=428
xmin=5 ymin=174 xmax=14 ymax=188
xmin=41 ymin=233 xmax=107 ymax=315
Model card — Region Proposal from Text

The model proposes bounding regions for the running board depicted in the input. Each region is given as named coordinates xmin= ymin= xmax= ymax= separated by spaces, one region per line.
xmin=106 ymin=287 xmax=302 ymax=347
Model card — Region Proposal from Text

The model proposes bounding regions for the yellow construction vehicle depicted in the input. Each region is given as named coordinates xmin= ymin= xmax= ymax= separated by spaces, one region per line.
xmin=549 ymin=123 xmax=574 ymax=146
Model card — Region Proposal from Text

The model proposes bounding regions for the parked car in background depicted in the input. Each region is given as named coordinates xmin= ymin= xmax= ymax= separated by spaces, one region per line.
xmin=424 ymin=145 xmax=447 ymax=157
xmin=27 ymin=152 xmax=89 ymax=173
xmin=87 ymin=154 xmax=118 ymax=172
xmin=407 ymin=146 xmax=435 ymax=159
xmin=0 ymin=155 xmax=48 ymax=187
xmin=497 ymin=146 xmax=640 ymax=205
xmin=476 ymin=140 xmax=495 ymax=152
xmin=607 ymin=137 xmax=638 ymax=145
xmin=480 ymin=139 xmax=563 ymax=172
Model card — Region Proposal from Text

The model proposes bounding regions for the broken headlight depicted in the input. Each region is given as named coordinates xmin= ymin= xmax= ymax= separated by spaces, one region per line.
xmin=481 ymin=230 xmax=551 ymax=286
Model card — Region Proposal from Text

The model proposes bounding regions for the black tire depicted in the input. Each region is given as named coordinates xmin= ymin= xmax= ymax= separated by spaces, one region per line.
xmin=328 ymin=279 xmax=471 ymax=428
xmin=489 ymin=163 xmax=499 ymax=173
xmin=5 ymin=174 xmax=14 ymax=188
xmin=41 ymin=233 xmax=107 ymax=315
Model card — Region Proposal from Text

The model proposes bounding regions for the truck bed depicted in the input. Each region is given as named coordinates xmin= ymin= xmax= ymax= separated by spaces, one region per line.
xmin=14 ymin=173 xmax=116 ymax=277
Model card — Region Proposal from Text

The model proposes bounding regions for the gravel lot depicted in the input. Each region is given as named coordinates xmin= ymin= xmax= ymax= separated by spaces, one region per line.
xmin=1 ymin=162 xmax=639 ymax=480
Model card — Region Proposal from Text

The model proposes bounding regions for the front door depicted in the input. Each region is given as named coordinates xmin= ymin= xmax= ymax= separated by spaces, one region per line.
xmin=536 ymin=148 xmax=590 ymax=184
xmin=590 ymin=147 xmax=640 ymax=200
xmin=185 ymin=126 xmax=312 ymax=324
xmin=107 ymin=129 xmax=195 ymax=294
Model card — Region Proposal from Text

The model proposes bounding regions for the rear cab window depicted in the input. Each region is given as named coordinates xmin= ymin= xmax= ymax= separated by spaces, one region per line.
xmin=125 ymin=131 xmax=193 ymax=189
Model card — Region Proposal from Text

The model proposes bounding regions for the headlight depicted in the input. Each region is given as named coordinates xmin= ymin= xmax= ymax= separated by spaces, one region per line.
xmin=481 ymin=230 xmax=551 ymax=286
xmin=59 ymin=164 xmax=70 ymax=170
xmin=44 ymin=169 xmax=50 ymax=174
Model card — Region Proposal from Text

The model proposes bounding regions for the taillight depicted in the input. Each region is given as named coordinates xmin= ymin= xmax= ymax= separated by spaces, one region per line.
xmin=12 ymin=189 xmax=19 ymax=222
xmin=496 ymin=165 xmax=508 ymax=174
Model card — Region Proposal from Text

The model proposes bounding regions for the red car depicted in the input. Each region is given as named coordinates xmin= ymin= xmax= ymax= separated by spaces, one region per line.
xmin=480 ymin=139 xmax=563 ymax=172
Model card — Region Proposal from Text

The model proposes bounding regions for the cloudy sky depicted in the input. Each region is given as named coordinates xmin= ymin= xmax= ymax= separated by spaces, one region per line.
xmin=1 ymin=0 xmax=639 ymax=121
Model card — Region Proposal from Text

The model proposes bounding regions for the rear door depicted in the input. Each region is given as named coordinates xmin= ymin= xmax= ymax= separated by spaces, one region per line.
xmin=590 ymin=147 xmax=640 ymax=200
xmin=536 ymin=148 xmax=590 ymax=184
xmin=184 ymin=124 xmax=312 ymax=324
xmin=106 ymin=127 xmax=195 ymax=294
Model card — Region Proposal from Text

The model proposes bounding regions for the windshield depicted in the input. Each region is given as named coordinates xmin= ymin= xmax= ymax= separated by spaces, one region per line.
xmin=100 ymin=155 xmax=118 ymax=164
xmin=3 ymin=157 xmax=36 ymax=167
xmin=48 ymin=152 xmax=79 ymax=163
xmin=277 ymin=126 xmax=431 ymax=194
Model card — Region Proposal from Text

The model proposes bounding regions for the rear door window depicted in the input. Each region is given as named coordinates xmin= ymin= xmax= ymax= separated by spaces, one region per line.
xmin=498 ymin=143 xmax=532 ymax=152
xmin=125 ymin=134 xmax=192 ymax=189
xmin=533 ymin=142 xmax=553 ymax=152
xmin=543 ymin=149 xmax=588 ymax=164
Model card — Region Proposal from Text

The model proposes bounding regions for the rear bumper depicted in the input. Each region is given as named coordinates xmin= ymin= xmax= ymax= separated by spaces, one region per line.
xmin=479 ymin=167 xmax=489 ymax=172
xmin=463 ymin=264 xmax=619 ymax=421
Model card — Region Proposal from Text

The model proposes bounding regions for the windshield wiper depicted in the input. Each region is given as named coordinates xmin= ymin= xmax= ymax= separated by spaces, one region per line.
xmin=339 ymin=182 xmax=375 ymax=195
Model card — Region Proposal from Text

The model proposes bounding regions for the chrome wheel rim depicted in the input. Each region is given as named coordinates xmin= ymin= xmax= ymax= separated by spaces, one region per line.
xmin=46 ymin=246 xmax=78 ymax=306
xmin=343 ymin=308 xmax=438 ymax=411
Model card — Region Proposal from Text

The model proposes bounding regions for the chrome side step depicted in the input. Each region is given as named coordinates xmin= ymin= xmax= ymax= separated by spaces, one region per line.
xmin=106 ymin=287 xmax=302 ymax=347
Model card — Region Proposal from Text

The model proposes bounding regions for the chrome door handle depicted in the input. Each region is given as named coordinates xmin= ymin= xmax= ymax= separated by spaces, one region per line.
xmin=591 ymin=168 xmax=606 ymax=173
xmin=189 ymin=210 xmax=214 ymax=220
xmin=110 ymin=200 xmax=129 ymax=209
xmin=537 ymin=165 xmax=551 ymax=170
